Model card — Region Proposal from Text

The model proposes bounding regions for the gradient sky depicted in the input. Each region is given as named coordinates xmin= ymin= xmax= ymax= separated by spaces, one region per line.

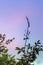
xmin=0 ymin=0 xmax=43 ymax=65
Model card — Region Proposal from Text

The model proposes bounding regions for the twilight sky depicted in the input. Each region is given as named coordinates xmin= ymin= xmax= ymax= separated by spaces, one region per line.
xmin=0 ymin=0 xmax=43 ymax=65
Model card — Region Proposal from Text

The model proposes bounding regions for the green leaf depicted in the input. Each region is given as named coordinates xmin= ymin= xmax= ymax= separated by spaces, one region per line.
xmin=16 ymin=47 xmax=21 ymax=50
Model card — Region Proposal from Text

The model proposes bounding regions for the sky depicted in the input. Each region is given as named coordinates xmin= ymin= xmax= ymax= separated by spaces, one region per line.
xmin=0 ymin=0 xmax=43 ymax=65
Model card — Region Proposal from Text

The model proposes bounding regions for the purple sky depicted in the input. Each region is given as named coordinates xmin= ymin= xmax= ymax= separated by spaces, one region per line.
xmin=0 ymin=0 xmax=43 ymax=64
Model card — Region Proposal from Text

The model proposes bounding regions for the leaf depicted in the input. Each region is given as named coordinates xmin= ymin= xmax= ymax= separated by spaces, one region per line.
xmin=39 ymin=48 xmax=43 ymax=51
xmin=21 ymin=47 xmax=25 ymax=50
xmin=3 ymin=49 xmax=8 ymax=53
xmin=16 ymin=47 xmax=21 ymax=50
xmin=18 ymin=50 xmax=21 ymax=54
xmin=28 ymin=43 xmax=30 ymax=49
xmin=37 ymin=40 xmax=41 ymax=44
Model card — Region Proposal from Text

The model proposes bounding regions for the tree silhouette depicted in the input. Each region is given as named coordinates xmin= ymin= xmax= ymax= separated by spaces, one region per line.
xmin=0 ymin=34 xmax=16 ymax=65
xmin=0 ymin=17 xmax=43 ymax=65
xmin=16 ymin=17 xmax=43 ymax=65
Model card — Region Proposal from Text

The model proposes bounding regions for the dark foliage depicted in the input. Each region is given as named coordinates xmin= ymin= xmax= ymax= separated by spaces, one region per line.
xmin=0 ymin=17 xmax=43 ymax=65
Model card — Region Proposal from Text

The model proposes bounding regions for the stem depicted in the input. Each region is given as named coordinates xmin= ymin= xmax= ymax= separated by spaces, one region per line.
xmin=24 ymin=27 xmax=29 ymax=54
